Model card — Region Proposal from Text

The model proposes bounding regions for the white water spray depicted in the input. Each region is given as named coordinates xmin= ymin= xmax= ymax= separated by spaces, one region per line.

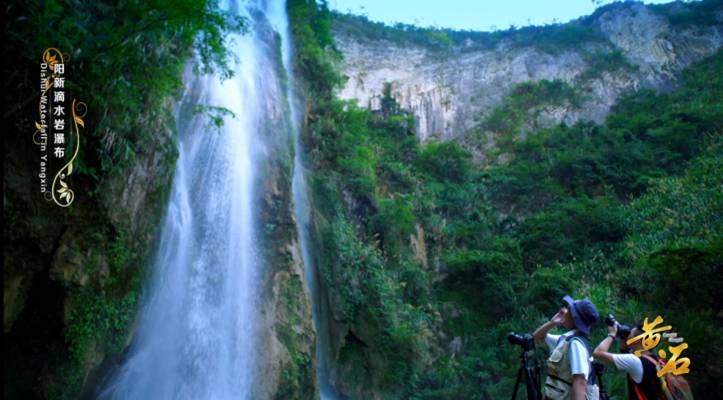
xmin=98 ymin=1 xmax=274 ymax=398
xmin=98 ymin=1 xmax=337 ymax=398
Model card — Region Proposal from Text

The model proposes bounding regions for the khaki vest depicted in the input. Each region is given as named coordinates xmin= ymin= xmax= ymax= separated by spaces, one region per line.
xmin=544 ymin=334 xmax=599 ymax=400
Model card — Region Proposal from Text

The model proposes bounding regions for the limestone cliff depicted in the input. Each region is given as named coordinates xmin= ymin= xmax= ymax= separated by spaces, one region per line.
xmin=334 ymin=1 xmax=722 ymax=147
xmin=307 ymin=2 xmax=723 ymax=398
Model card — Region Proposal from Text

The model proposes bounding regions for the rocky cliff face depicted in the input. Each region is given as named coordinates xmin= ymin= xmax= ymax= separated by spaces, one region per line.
xmin=4 ymin=93 xmax=178 ymax=397
xmin=334 ymin=2 xmax=722 ymax=145
xmin=252 ymin=17 xmax=318 ymax=399
xmin=311 ymin=3 xmax=722 ymax=398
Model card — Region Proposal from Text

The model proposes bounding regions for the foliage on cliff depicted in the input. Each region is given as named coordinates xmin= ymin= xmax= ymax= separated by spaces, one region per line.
xmin=480 ymin=79 xmax=583 ymax=138
xmin=291 ymin=1 xmax=722 ymax=398
xmin=331 ymin=8 xmax=604 ymax=54
xmin=332 ymin=0 xmax=722 ymax=55
xmin=6 ymin=0 xmax=245 ymax=177
xmin=3 ymin=1 xmax=244 ymax=399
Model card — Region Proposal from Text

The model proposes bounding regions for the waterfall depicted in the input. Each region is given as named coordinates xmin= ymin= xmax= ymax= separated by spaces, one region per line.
xmin=97 ymin=1 xmax=288 ymax=398
xmin=266 ymin=2 xmax=338 ymax=399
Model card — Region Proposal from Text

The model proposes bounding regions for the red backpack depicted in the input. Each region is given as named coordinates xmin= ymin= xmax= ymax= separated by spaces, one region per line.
xmin=634 ymin=354 xmax=694 ymax=400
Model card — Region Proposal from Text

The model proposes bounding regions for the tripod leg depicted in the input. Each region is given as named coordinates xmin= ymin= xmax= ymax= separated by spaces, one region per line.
xmin=521 ymin=350 xmax=541 ymax=400
xmin=511 ymin=366 xmax=524 ymax=400
xmin=524 ymin=365 xmax=540 ymax=400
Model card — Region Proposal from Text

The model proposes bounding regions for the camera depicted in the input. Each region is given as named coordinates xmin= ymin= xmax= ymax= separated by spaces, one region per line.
xmin=604 ymin=314 xmax=632 ymax=340
xmin=508 ymin=332 xmax=535 ymax=351
xmin=508 ymin=332 xmax=541 ymax=400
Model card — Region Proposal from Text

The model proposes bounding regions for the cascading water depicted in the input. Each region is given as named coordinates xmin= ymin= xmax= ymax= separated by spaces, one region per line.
xmin=267 ymin=2 xmax=338 ymax=399
xmin=96 ymin=1 xmax=296 ymax=398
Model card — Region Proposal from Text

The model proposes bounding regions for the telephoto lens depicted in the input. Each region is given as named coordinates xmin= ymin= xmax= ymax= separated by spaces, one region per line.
xmin=617 ymin=324 xmax=632 ymax=340
xmin=605 ymin=314 xmax=632 ymax=340
xmin=507 ymin=332 xmax=535 ymax=351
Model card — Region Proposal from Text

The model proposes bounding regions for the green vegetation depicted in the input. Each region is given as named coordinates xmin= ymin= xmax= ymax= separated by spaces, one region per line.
xmin=480 ymin=79 xmax=583 ymax=137
xmin=578 ymin=49 xmax=639 ymax=82
xmin=275 ymin=275 xmax=316 ymax=400
xmin=6 ymin=0 xmax=245 ymax=179
xmin=332 ymin=12 xmax=605 ymax=55
xmin=649 ymin=0 xmax=723 ymax=28
xmin=292 ymin=1 xmax=723 ymax=398
xmin=4 ymin=1 xmax=245 ymax=399
xmin=4 ymin=0 xmax=720 ymax=399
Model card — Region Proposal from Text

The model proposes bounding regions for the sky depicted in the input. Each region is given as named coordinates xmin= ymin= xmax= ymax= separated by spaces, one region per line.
xmin=328 ymin=0 xmax=675 ymax=32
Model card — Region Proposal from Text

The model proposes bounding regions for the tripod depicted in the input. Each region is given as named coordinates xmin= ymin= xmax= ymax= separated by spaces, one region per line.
xmin=592 ymin=362 xmax=610 ymax=400
xmin=511 ymin=348 xmax=542 ymax=400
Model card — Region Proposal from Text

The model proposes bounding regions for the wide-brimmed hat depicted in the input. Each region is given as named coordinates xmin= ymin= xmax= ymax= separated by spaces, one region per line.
xmin=562 ymin=295 xmax=599 ymax=335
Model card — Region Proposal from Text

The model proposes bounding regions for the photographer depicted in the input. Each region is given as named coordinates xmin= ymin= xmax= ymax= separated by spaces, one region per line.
xmin=533 ymin=295 xmax=600 ymax=400
xmin=592 ymin=321 xmax=663 ymax=400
